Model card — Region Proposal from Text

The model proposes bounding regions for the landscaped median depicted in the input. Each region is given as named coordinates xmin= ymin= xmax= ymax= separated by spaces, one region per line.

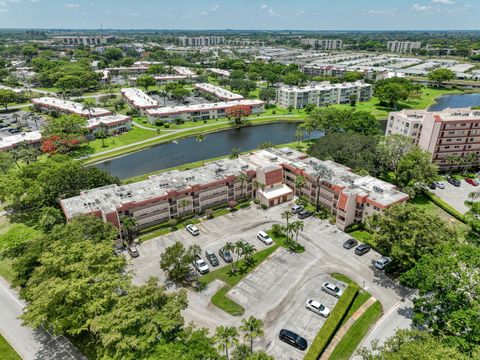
xmin=0 ymin=334 xmax=20 ymax=360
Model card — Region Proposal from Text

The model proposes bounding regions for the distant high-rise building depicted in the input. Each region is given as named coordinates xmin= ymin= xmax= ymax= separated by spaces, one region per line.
xmin=387 ymin=41 xmax=422 ymax=53
xmin=300 ymin=38 xmax=343 ymax=50
xmin=178 ymin=36 xmax=225 ymax=47
xmin=52 ymin=35 xmax=115 ymax=46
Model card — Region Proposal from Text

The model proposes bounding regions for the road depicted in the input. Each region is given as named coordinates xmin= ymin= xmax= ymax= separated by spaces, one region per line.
xmin=352 ymin=294 xmax=414 ymax=359
xmin=0 ymin=277 xmax=86 ymax=360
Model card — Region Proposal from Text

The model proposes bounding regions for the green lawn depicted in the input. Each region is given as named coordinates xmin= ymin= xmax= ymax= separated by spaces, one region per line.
xmin=348 ymin=230 xmax=372 ymax=244
xmin=0 ymin=334 xmax=20 ymax=360
xmin=330 ymin=301 xmax=382 ymax=360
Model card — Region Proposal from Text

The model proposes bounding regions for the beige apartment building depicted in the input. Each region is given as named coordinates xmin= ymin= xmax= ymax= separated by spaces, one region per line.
xmin=387 ymin=108 xmax=480 ymax=168
xmin=60 ymin=148 xmax=408 ymax=232
xmin=387 ymin=41 xmax=422 ymax=53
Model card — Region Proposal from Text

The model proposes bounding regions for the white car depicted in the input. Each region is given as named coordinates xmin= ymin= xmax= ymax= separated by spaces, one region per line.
xmin=322 ymin=282 xmax=344 ymax=298
xmin=186 ymin=224 xmax=199 ymax=236
xmin=194 ymin=255 xmax=209 ymax=274
xmin=433 ymin=181 xmax=445 ymax=189
xmin=257 ymin=231 xmax=273 ymax=245
xmin=305 ymin=299 xmax=330 ymax=317
xmin=375 ymin=256 xmax=392 ymax=270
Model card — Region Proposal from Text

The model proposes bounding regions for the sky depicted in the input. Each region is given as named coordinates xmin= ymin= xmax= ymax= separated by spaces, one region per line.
xmin=0 ymin=0 xmax=478 ymax=30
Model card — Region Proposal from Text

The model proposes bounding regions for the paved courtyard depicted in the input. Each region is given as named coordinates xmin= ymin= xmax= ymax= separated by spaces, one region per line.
xmin=128 ymin=202 xmax=411 ymax=358
xmin=431 ymin=178 xmax=474 ymax=214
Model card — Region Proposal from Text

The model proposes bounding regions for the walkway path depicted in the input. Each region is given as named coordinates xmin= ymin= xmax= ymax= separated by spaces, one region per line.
xmin=0 ymin=277 xmax=86 ymax=360
xmin=320 ymin=296 xmax=377 ymax=360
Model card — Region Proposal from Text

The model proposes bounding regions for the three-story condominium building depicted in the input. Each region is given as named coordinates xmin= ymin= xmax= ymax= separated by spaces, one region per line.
xmin=276 ymin=81 xmax=372 ymax=109
xmin=387 ymin=108 xmax=480 ymax=168
xmin=60 ymin=148 xmax=408 ymax=232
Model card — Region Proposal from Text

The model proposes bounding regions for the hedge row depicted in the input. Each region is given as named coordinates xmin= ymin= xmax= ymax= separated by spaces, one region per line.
xmin=304 ymin=284 xmax=359 ymax=360
xmin=422 ymin=191 xmax=466 ymax=222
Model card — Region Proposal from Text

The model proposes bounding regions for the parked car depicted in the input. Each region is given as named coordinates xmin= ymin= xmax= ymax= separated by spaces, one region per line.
xmin=257 ymin=231 xmax=273 ymax=245
xmin=298 ymin=210 xmax=312 ymax=219
xmin=305 ymin=299 xmax=330 ymax=317
xmin=433 ymin=181 xmax=445 ymax=189
xmin=186 ymin=224 xmax=199 ymax=236
xmin=219 ymin=247 xmax=233 ymax=263
xmin=291 ymin=204 xmax=304 ymax=214
xmin=343 ymin=238 xmax=358 ymax=249
xmin=466 ymin=178 xmax=479 ymax=186
xmin=205 ymin=250 xmax=219 ymax=267
xmin=375 ymin=256 xmax=392 ymax=270
xmin=279 ymin=329 xmax=308 ymax=351
xmin=127 ymin=245 xmax=139 ymax=258
xmin=322 ymin=282 xmax=344 ymax=298
xmin=447 ymin=176 xmax=461 ymax=187
xmin=428 ymin=182 xmax=436 ymax=190
xmin=194 ymin=255 xmax=209 ymax=274
xmin=355 ymin=244 xmax=371 ymax=256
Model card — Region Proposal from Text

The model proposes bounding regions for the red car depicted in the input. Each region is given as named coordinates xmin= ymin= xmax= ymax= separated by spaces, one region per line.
xmin=465 ymin=178 xmax=479 ymax=186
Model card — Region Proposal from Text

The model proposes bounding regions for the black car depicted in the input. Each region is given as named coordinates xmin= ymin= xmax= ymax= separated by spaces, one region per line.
xmin=343 ymin=238 xmax=358 ymax=249
xmin=279 ymin=329 xmax=308 ymax=351
xmin=355 ymin=244 xmax=371 ymax=256
xmin=298 ymin=210 xmax=312 ymax=219
xmin=447 ymin=176 xmax=461 ymax=187
xmin=205 ymin=250 xmax=219 ymax=267
xmin=428 ymin=182 xmax=436 ymax=190
xmin=218 ymin=247 xmax=233 ymax=263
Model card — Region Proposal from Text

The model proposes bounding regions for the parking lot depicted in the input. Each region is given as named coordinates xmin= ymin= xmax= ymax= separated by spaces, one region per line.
xmin=128 ymin=202 xmax=409 ymax=358
xmin=0 ymin=111 xmax=44 ymax=137
xmin=431 ymin=178 xmax=474 ymax=214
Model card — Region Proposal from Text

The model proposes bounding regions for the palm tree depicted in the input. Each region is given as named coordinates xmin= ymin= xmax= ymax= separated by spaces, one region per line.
xmin=195 ymin=134 xmax=205 ymax=143
xmin=242 ymin=243 xmax=256 ymax=264
xmin=281 ymin=210 xmax=292 ymax=239
xmin=120 ymin=216 xmax=138 ymax=245
xmin=292 ymin=220 xmax=304 ymax=243
xmin=178 ymin=198 xmax=191 ymax=218
xmin=445 ymin=154 xmax=461 ymax=175
xmin=96 ymin=122 xmax=109 ymax=147
xmin=295 ymin=126 xmax=304 ymax=148
xmin=294 ymin=175 xmax=306 ymax=197
xmin=214 ymin=326 xmax=239 ymax=360
xmin=223 ymin=241 xmax=235 ymax=265
xmin=82 ymin=99 xmax=96 ymax=119
xmin=469 ymin=190 xmax=480 ymax=201
xmin=236 ymin=172 xmax=248 ymax=198
xmin=312 ymin=163 xmax=333 ymax=211
xmin=233 ymin=240 xmax=246 ymax=272
xmin=240 ymin=316 xmax=264 ymax=352
xmin=160 ymin=89 xmax=168 ymax=106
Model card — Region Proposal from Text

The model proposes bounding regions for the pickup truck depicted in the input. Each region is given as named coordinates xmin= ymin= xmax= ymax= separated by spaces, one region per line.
xmin=194 ymin=255 xmax=210 ymax=274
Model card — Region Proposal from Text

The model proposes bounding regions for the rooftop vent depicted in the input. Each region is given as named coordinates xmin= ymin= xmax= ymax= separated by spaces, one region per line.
xmin=373 ymin=186 xmax=384 ymax=194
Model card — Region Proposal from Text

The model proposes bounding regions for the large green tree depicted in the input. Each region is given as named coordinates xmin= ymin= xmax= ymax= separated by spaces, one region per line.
xmin=401 ymin=242 xmax=480 ymax=354
xmin=366 ymin=203 xmax=455 ymax=273
xmin=0 ymin=88 xmax=17 ymax=111
xmin=160 ymin=241 xmax=199 ymax=283
xmin=377 ymin=134 xmax=415 ymax=185
xmin=397 ymin=148 xmax=438 ymax=197
xmin=428 ymin=68 xmax=456 ymax=87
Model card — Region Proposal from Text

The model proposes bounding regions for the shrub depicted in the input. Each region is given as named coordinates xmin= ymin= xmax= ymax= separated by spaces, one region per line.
xmin=164 ymin=123 xmax=170 ymax=128
xmin=253 ymin=199 xmax=260 ymax=204
xmin=261 ymin=204 xmax=268 ymax=210
xmin=422 ymin=191 xmax=465 ymax=222
xmin=272 ymin=110 xmax=276 ymax=115
xmin=271 ymin=224 xmax=284 ymax=237
xmin=205 ymin=209 xmax=214 ymax=219
xmin=304 ymin=285 xmax=359 ymax=360
xmin=155 ymin=120 xmax=165 ymax=126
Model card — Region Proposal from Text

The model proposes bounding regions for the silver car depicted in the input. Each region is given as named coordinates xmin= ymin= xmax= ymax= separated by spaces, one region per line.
xmin=305 ymin=299 xmax=330 ymax=317
xmin=433 ymin=181 xmax=445 ymax=189
xmin=375 ymin=256 xmax=392 ymax=270
xmin=322 ymin=282 xmax=344 ymax=298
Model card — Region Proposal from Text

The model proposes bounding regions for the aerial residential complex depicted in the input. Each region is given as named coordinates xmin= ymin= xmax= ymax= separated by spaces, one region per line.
xmin=121 ymin=88 xmax=159 ymax=115
xmin=194 ymin=83 xmax=244 ymax=101
xmin=387 ymin=108 xmax=480 ymax=168
xmin=300 ymin=38 xmax=343 ymax=50
xmin=178 ymin=36 xmax=225 ymax=47
xmin=60 ymin=147 xmax=408 ymax=232
xmin=387 ymin=41 xmax=422 ymax=53
xmin=52 ymin=35 xmax=116 ymax=46
xmin=145 ymin=99 xmax=265 ymax=123
xmin=276 ymin=81 xmax=373 ymax=109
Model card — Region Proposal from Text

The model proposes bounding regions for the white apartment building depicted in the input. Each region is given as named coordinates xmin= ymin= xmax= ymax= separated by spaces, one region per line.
xmin=121 ymin=88 xmax=159 ymax=115
xmin=146 ymin=99 xmax=265 ymax=123
xmin=300 ymin=38 xmax=343 ymax=50
xmin=194 ymin=83 xmax=244 ymax=101
xmin=207 ymin=68 xmax=231 ymax=78
xmin=387 ymin=41 xmax=422 ymax=53
xmin=32 ymin=97 xmax=112 ymax=118
xmin=0 ymin=131 xmax=42 ymax=151
xmin=53 ymin=35 xmax=115 ymax=46
xmin=276 ymin=81 xmax=373 ymax=109
xmin=178 ymin=36 xmax=225 ymax=47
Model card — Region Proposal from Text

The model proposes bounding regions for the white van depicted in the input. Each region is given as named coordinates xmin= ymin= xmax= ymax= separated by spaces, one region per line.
xmin=257 ymin=231 xmax=273 ymax=245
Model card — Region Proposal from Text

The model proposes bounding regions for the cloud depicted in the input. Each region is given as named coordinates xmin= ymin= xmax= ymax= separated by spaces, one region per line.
xmin=432 ymin=0 xmax=454 ymax=4
xmin=365 ymin=8 xmax=395 ymax=15
xmin=209 ymin=4 xmax=219 ymax=12
xmin=261 ymin=4 xmax=268 ymax=10
xmin=65 ymin=3 xmax=80 ymax=8
xmin=260 ymin=4 xmax=276 ymax=16
xmin=411 ymin=3 xmax=430 ymax=12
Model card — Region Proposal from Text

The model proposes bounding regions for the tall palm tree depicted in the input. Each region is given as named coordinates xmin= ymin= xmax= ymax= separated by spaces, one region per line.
xmin=82 ymin=99 xmax=96 ymax=119
xmin=292 ymin=220 xmax=304 ymax=243
xmin=233 ymin=240 xmax=246 ymax=272
xmin=160 ymin=89 xmax=168 ymax=106
xmin=295 ymin=126 xmax=304 ymax=148
xmin=281 ymin=210 xmax=292 ymax=239
xmin=223 ymin=241 xmax=235 ymax=263
xmin=242 ymin=243 xmax=256 ymax=264
xmin=120 ymin=216 xmax=138 ymax=245
xmin=294 ymin=175 xmax=306 ymax=197
xmin=469 ymin=190 xmax=480 ymax=201
xmin=96 ymin=122 xmax=109 ymax=147
xmin=214 ymin=326 xmax=239 ymax=360
xmin=240 ymin=316 xmax=264 ymax=352
xmin=236 ymin=172 xmax=248 ymax=198
xmin=178 ymin=198 xmax=191 ymax=218
xmin=312 ymin=163 xmax=333 ymax=211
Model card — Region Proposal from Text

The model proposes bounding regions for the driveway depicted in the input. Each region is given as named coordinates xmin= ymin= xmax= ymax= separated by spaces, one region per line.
xmin=128 ymin=202 xmax=411 ymax=357
xmin=0 ymin=277 xmax=87 ymax=360
xmin=431 ymin=179 xmax=474 ymax=214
